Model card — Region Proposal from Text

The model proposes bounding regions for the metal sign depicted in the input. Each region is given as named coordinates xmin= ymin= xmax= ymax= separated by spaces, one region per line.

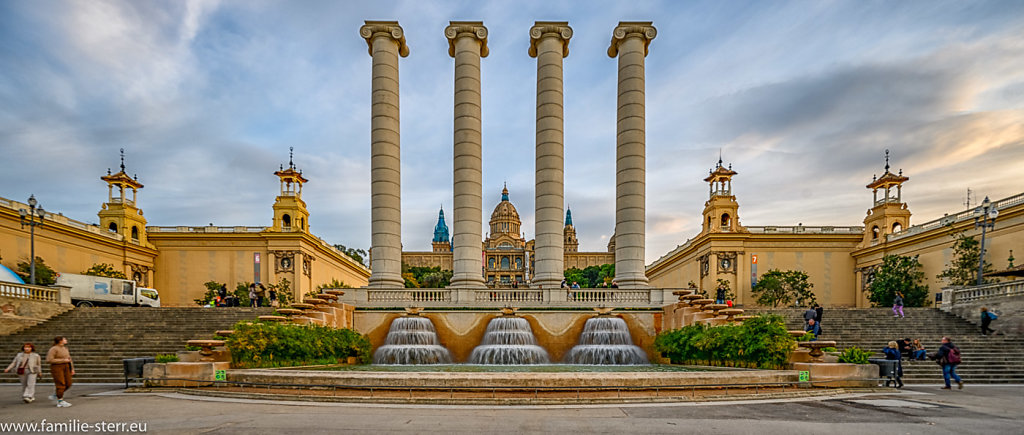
xmin=799 ymin=371 xmax=810 ymax=382
xmin=215 ymin=370 xmax=226 ymax=381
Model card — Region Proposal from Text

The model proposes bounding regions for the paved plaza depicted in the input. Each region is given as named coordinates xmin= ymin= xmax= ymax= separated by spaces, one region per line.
xmin=0 ymin=384 xmax=1022 ymax=434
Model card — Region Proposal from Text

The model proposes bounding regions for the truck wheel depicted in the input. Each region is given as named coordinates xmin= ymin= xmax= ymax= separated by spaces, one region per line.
xmin=76 ymin=301 xmax=94 ymax=308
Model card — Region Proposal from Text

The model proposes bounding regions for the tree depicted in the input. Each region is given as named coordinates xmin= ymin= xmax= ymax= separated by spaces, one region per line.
xmin=16 ymin=257 xmax=56 ymax=286
xmin=194 ymin=281 xmax=225 ymax=306
xmin=937 ymin=233 xmax=995 ymax=286
xmin=867 ymin=254 xmax=930 ymax=307
xmin=267 ymin=277 xmax=293 ymax=306
xmin=82 ymin=263 xmax=127 ymax=279
xmin=751 ymin=269 xmax=817 ymax=308
xmin=563 ymin=264 xmax=615 ymax=288
xmin=333 ymin=244 xmax=368 ymax=267
xmin=564 ymin=268 xmax=585 ymax=287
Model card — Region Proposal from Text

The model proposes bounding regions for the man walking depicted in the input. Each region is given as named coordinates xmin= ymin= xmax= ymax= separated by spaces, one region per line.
xmin=980 ymin=307 xmax=997 ymax=336
xmin=930 ymin=336 xmax=963 ymax=390
xmin=803 ymin=306 xmax=817 ymax=329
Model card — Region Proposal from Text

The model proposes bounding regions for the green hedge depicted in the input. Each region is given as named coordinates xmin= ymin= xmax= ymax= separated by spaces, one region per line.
xmin=226 ymin=321 xmax=372 ymax=368
xmin=654 ymin=314 xmax=795 ymax=369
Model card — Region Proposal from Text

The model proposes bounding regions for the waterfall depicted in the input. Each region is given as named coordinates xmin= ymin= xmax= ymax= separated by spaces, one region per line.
xmin=468 ymin=316 xmax=551 ymax=364
xmin=373 ymin=316 xmax=453 ymax=364
xmin=563 ymin=317 xmax=649 ymax=365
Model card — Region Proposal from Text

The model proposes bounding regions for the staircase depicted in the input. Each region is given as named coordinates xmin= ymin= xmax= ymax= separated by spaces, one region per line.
xmin=742 ymin=307 xmax=1024 ymax=384
xmin=0 ymin=307 xmax=274 ymax=383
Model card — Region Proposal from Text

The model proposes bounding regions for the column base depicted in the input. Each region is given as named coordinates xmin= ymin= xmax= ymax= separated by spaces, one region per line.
xmin=366 ymin=276 xmax=405 ymax=288
xmin=449 ymin=277 xmax=487 ymax=289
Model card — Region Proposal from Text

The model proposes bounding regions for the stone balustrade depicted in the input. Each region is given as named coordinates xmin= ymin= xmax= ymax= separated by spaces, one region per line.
xmin=0 ymin=283 xmax=70 ymax=305
xmin=345 ymin=286 xmax=685 ymax=308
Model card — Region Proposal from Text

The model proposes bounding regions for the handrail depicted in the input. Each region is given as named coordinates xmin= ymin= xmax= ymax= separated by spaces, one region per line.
xmin=944 ymin=281 xmax=1024 ymax=306
xmin=0 ymin=282 xmax=63 ymax=303
xmin=888 ymin=191 xmax=1024 ymax=242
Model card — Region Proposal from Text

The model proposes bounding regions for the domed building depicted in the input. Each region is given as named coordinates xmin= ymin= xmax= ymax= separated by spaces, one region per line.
xmin=401 ymin=185 xmax=615 ymax=288
xmin=483 ymin=185 xmax=533 ymax=286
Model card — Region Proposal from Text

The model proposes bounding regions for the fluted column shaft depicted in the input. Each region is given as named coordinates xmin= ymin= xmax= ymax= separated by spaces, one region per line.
xmin=447 ymin=22 xmax=489 ymax=288
xmin=361 ymin=21 xmax=409 ymax=288
xmin=608 ymin=22 xmax=656 ymax=288
xmin=530 ymin=22 xmax=572 ymax=289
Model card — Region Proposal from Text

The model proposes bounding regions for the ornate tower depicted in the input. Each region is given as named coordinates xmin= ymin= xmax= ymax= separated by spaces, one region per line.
xmin=432 ymin=206 xmax=451 ymax=253
xmin=271 ymin=147 xmax=309 ymax=233
xmin=98 ymin=148 xmax=150 ymax=246
xmin=861 ymin=150 xmax=911 ymax=247
xmin=563 ymin=208 xmax=578 ymax=253
xmin=701 ymin=157 xmax=744 ymax=234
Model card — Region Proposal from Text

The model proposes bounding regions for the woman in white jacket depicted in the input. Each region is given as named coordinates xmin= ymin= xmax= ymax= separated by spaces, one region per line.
xmin=4 ymin=343 xmax=43 ymax=403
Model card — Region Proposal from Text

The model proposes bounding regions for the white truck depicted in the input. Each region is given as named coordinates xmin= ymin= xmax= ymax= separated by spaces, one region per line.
xmin=55 ymin=273 xmax=161 ymax=307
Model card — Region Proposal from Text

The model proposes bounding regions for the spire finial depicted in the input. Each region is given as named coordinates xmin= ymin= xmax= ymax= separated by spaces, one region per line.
xmin=119 ymin=148 xmax=125 ymax=173
xmin=884 ymin=149 xmax=890 ymax=172
xmin=718 ymin=148 xmax=723 ymax=167
xmin=288 ymin=146 xmax=294 ymax=169
xmin=501 ymin=183 xmax=509 ymax=201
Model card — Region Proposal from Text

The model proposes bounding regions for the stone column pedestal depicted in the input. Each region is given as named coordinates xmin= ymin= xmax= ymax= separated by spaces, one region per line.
xmin=530 ymin=22 xmax=572 ymax=289
xmin=361 ymin=21 xmax=410 ymax=288
xmin=608 ymin=22 xmax=656 ymax=289
xmin=446 ymin=21 xmax=489 ymax=289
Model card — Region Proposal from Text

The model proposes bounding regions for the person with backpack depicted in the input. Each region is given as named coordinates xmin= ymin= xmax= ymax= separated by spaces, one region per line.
xmin=930 ymin=336 xmax=963 ymax=390
xmin=980 ymin=307 xmax=997 ymax=336
xmin=892 ymin=292 xmax=905 ymax=318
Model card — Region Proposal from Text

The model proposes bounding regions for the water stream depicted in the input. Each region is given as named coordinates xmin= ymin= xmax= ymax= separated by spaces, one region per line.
xmin=468 ymin=316 xmax=551 ymax=364
xmin=563 ymin=316 xmax=649 ymax=365
xmin=373 ymin=316 xmax=454 ymax=364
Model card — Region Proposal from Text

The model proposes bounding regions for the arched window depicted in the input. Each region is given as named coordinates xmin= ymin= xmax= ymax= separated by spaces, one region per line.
xmin=108 ymin=222 xmax=118 ymax=233
xmin=871 ymin=226 xmax=880 ymax=240
xmin=707 ymin=216 xmax=713 ymax=229
xmin=131 ymin=226 xmax=139 ymax=240
xmin=721 ymin=213 xmax=732 ymax=231
xmin=489 ymin=258 xmax=495 ymax=269
xmin=282 ymin=214 xmax=292 ymax=229
xmin=501 ymin=257 xmax=510 ymax=270
xmin=300 ymin=218 xmax=305 ymax=230
xmin=892 ymin=222 xmax=902 ymax=233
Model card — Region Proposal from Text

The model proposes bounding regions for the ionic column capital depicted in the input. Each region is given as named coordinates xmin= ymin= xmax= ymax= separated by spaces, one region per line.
xmin=360 ymin=20 xmax=410 ymax=57
xmin=445 ymin=21 xmax=489 ymax=58
xmin=607 ymin=21 xmax=657 ymax=58
xmin=529 ymin=21 xmax=572 ymax=58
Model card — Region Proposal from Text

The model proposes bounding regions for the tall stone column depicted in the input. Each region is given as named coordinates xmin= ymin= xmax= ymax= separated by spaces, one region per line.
xmin=529 ymin=22 xmax=572 ymax=289
xmin=446 ymin=21 xmax=489 ymax=288
xmin=608 ymin=22 xmax=656 ymax=288
xmin=361 ymin=21 xmax=409 ymax=288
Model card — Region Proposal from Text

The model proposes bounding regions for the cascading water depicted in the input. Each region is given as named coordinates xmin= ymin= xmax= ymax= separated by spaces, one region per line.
xmin=373 ymin=316 xmax=453 ymax=364
xmin=468 ymin=316 xmax=551 ymax=364
xmin=563 ymin=316 xmax=649 ymax=365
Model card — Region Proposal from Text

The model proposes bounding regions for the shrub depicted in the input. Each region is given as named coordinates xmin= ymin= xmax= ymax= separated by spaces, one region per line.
xmin=16 ymin=257 xmax=56 ymax=285
xmin=837 ymin=346 xmax=872 ymax=364
xmin=822 ymin=347 xmax=838 ymax=353
xmin=82 ymin=263 xmax=127 ymax=279
xmin=226 ymin=321 xmax=371 ymax=368
xmin=155 ymin=354 xmax=179 ymax=363
xmin=654 ymin=314 xmax=795 ymax=369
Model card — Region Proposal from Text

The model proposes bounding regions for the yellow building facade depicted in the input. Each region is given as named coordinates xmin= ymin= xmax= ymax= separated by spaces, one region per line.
xmin=0 ymin=151 xmax=369 ymax=306
xmin=647 ymin=155 xmax=1024 ymax=307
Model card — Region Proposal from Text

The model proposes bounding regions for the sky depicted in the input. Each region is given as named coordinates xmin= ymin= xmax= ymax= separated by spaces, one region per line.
xmin=1 ymin=0 xmax=1022 ymax=264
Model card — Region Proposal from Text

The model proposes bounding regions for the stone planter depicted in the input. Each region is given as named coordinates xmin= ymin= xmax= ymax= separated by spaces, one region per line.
xmin=144 ymin=362 xmax=230 ymax=387
xmin=791 ymin=362 xmax=876 ymax=387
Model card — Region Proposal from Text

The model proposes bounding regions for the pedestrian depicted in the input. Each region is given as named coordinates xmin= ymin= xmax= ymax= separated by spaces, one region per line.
xmin=980 ymin=307 xmax=997 ymax=336
xmin=269 ymin=287 xmax=279 ymax=308
xmin=45 ymin=336 xmax=74 ymax=407
xmin=803 ymin=306 xmax=817 ymax=329
xmin=218 ymin=284 xmax=227 ymax=300
xmin=256 ymin=283 xmax=267 ymax=307
xmin=892 ymin=292 xmax=905 ymax=318
xmin=804 ymin=318 xmax=821 ymax=340
xmin=248 ymin=283 xmax=257 ymax=307
xmin=912 ymin=339 xmax=927 ymax=361
xmin=715 ymin=286 xmax=726 ymax=305
xmin=571 ymin=281 xmax=580 ymax=289
xmin=898 ymin=338 xmax=913 ymax=361
xmin=4 ymin=343 xmax=42 ymax=403
xmin=814 ymin=304 xmax=823 ymax=326
xmin=610 ymin=280 xmax=619 ymax=289
xmin=882 ymin=341 xmax=904 ymax=388
xmin=929 ymin=336 xmax=963 ymax=390
xmin=560 ymin=279 xmax=568 ymax=289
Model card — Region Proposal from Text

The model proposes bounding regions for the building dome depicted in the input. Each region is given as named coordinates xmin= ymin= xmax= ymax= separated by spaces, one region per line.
xmin=489 ymin=185 xmax=521 ymax=236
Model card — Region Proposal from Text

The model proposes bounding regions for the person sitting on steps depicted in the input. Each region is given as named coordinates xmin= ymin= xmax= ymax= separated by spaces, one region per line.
xmin=912 ymin=339 xmax=927 ymax=361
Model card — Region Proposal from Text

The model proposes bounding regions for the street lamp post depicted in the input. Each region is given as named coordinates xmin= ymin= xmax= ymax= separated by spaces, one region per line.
xmin=973 ymin=196 xmax=998 ymax=286
xmin=18 ymin=195 xmax=46 ymax=285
